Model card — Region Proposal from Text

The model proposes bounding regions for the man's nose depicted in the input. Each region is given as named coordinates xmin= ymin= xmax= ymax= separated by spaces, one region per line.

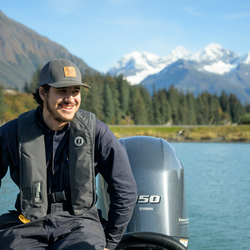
xmin=65 ymin=94 xmax=74 ymax=103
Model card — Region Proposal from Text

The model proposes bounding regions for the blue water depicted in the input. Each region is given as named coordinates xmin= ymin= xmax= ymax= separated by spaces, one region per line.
xmin=0 ymin=142 xmax=249 ymax=249
xmin=171 ymin=142 xmax=250 ymax=250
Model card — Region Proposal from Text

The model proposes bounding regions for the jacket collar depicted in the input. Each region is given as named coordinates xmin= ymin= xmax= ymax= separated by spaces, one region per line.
xmin=35 ymin=107 xmax=70 ymax=133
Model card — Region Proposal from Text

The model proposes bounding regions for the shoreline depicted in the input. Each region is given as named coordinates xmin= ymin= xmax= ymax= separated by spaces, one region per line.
xmin=109 ymin=125 xmax=250 ymax=143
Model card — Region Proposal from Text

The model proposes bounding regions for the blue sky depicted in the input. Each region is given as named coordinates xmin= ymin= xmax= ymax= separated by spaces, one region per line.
xmin=1 ymin=0 xmax=250 ymax=72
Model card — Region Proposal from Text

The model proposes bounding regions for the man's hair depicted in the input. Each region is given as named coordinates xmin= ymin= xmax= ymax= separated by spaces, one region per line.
xmin=32 ymin=84 xmax=51 ymax=108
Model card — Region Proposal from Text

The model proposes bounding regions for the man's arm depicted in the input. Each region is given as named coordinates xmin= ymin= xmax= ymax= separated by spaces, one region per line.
xmin=95 ymin=120 xmax=137 ymax=250
xmin=0 ymin=130 xmax=8 ymax=187
xmin=0 ymin=120 xmax=19 ymax=188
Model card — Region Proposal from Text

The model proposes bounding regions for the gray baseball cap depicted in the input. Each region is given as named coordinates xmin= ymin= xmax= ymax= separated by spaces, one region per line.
xmin=39 ymin=58 xmax=91 ymax=89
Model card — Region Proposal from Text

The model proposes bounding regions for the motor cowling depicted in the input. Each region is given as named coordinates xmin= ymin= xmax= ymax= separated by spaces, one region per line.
xmin=96 ymin=136 xmax=189 ymax=249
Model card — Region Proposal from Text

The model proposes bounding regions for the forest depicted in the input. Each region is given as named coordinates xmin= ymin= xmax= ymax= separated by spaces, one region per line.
xmin=0 ymin=68 xmax=250 ymax=126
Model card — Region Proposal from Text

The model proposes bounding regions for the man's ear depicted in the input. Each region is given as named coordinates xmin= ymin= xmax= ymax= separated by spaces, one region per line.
xmin=39 ymin=87 xmax=46 ymax=101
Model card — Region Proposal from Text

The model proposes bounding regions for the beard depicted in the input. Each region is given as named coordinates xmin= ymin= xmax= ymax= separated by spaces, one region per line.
xmin=45 ymin=98 xmax=74 ymax=123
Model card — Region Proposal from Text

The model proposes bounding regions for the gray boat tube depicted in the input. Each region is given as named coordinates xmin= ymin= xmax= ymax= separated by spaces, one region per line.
xmin=115 ymin=232 xmax=188 ymax=250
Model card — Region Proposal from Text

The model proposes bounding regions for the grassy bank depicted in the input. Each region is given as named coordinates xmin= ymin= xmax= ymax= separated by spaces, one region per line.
xmin=109 ymin=125 xmax=250 ymax=142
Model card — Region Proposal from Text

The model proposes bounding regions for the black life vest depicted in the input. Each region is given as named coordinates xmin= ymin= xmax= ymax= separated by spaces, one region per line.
xmin=17 ymin=109 xmax=96 ymax=221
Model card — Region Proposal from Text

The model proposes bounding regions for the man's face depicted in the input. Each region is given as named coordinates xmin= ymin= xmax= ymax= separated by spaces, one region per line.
xmin=40 ymin=85 xmax=81 ymax=130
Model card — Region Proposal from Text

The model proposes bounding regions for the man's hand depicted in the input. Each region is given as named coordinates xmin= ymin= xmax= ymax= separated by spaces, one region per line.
xmin=104 ymin=248 xmax=109 ymax=250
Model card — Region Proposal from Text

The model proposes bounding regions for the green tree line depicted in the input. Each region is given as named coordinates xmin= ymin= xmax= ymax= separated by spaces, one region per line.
xmin=79 ymin=72 xmax=250 ymax=125
xmin=1 ymin=68 xmax=250 ymax=125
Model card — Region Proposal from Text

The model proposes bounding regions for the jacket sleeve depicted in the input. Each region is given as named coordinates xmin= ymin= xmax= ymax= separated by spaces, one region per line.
xmin=95 ymin=119 xmax=137 ymax=250
xmin=0 ymin=128 xmax=8 ymax=187
xmin=0 ymin=120 xmax=19 ymax=188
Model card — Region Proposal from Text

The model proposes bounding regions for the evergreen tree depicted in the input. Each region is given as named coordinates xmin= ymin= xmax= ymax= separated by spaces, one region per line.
xmin=129 ymin=86 xmax=148 ymax=124
xmin=167 ymin=85 xmax=180 ymax=124
xmin=116 ymin=75 xmax=130 ymax=118
xmin=139 ymin=85 xmax=153 ymax=124
xmin=104 ymin=75 xmax=122 ymax=124
xmin=219 ymin=91 xmax=231 ymax=123
xmin=84 ymin=81 xmax=104 ymax=120
xmin=178 ymin=91 xmax=188 ymax=125
xmin=152 ymin=86 xmax=162 ymax=124
xmin=158 ymin=89 xmax=171 ymax=124
xmin=186 ymin=91 xmax=196 ymax=125
xmin=219 ymin=90 xmax=230 ymax=114
xmin=196 ymin=95 xmax=207 ymax=124
xmin=210 ymin=95 xmax=222 ymax=124
xmin=23 ymin=81 xmax=30 ymax=93
xmin=103 ymin=83 xmax=114 ymax=124
xmin=245 ymin=103 xmax=250 ymax=113
xmin=80 ymin=87 xmax=90 ymax=110
xmin=229 ymin=94 xmax=245 ymax=123
xmin=134 ymin=94 xmax=148 ymax=124
xmin=200 ymin=92 xmax=211 ymax=124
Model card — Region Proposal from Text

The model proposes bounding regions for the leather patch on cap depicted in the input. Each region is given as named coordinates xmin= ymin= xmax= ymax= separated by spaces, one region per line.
xmin=63 ymin=67 xmax=77 ymax=77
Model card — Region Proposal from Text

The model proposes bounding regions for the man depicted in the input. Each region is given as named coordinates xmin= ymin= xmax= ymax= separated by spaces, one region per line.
xmin=0 ymin=58 xmax=137 ymax=250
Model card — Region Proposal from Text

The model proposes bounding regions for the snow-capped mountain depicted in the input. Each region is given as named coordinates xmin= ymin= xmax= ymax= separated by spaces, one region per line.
xmin=109 ymin=46 xmax=193 ymax=85
xmin=192 ymin=43 xmax=240 ymax=75
xmin=193 ymin=43 xmax=239 ymax=63
xmin=239 ymin=51 xmax=250 ymax=64
xmin=108 ymin=43 xmax=250 ymax=103
xmin=109 ymin=43 xmax=246 ymax=83
xmin=109 ymin=51 xmax=167 ymax=85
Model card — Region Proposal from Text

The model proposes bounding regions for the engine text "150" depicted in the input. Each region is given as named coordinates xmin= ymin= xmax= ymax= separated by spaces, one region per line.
xmin=136 ymin=195 xmax=161 ymax=204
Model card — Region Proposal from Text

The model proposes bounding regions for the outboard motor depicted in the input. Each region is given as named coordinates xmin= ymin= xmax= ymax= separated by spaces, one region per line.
xmin=96 ymin=136 xmax=189 ymax=250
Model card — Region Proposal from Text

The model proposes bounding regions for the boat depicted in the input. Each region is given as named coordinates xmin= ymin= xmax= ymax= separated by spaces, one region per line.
xmin=97 ymin=136 xmax=190 ymax=250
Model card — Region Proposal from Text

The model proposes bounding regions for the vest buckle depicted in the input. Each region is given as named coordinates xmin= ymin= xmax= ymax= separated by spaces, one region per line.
xmin=48 ymin=190 xmax=67 ymax=203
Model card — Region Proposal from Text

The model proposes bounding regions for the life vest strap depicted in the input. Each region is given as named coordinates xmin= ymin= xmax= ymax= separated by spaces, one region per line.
xmin=48 ymin=191 xmax=67 ymax=203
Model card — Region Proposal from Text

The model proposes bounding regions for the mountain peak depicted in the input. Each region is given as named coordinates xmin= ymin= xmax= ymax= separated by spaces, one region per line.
xmin=240 ymin=51 xmax=250 ymax=64
xmin=167 ymin=46 xmax=192 ymax=60
xmin=109 ymin=47 xmax=193 ymax=84
xmin=108 ymin=43 xmax=248 ymax=86
xmin=205 ymin=43 xmax=223 ymax=51
xmin=108 ymin=51 xmax=166 ymax=84
xmin=245 ymin=51 xmax=250 ymax=64
xmin=203 ymin=43 xmax=224 ymax=59
xmin=195 ymin=43 xmax=239 ymax=63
